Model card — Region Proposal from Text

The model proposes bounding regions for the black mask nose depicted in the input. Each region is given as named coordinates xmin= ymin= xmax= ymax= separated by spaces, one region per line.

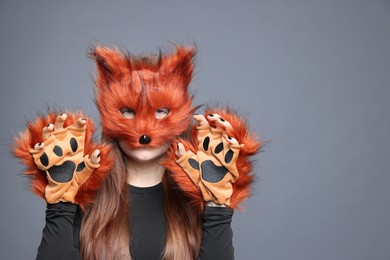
xmin=139 ymin=135 xmax=151 ymax=145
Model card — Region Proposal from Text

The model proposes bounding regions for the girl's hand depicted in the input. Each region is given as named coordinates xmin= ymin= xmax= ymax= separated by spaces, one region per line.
xmin=28 ymin=113 xmax=101 ymax=204
xmin=175 ymin=113 xmax=243 ymax=206
xmin=13 ymin=111 xmax=113 ymax=207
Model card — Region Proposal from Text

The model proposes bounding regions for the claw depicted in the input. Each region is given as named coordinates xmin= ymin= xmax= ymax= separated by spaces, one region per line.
xmin=193 ymin=114 xmax=210 ymax=128
xmin=175 ymin=142 xmax=186 ymax=157
xmin=206 ymin=113 xmax=219 ymax=120
xmin=76 ymin=117 xmax=87 ymax=128
xmin=207 ymin=113 xmax=233 ymax=131
xmin=54 ymin=113 xmax=67 ymax=130
xmin=224 ymin=135 xmax=239 ymax=145
xmin=42 ymin=123 xmax=54 ymax=139
xmin=90 ymin=149 xmax=101 ymax=165
xmin=34 ymin=142 xmax=45 ymax=150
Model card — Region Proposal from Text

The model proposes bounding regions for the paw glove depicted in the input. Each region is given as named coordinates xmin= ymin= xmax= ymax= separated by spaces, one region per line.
xmin=176 ymin=114 xmax=242 ymax=206
xmin=165 ymin=108 xmax=262 ymax=210
xmin=13 ymin=112 xmax=112 ymax=207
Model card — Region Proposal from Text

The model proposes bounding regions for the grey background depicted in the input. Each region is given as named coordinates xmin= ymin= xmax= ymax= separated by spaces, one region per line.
xmin=1 ymin=0 xmax=389 ymax=259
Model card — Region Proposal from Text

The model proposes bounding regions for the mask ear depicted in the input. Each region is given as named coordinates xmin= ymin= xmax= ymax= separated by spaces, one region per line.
xmin=89 ymin=45 xmax=131 ymax=88
xmin=159 ymin=45 xmax=196 ymax=89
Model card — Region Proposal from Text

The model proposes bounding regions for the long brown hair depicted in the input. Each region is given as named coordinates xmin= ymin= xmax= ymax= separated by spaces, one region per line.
xmin=80 ymin=44 xmax=202 ymax=259
xmin=80 ymin=138 xmax=202 ymax=259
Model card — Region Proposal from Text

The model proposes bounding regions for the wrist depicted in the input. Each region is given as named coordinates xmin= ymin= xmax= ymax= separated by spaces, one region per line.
xmin=206 ymin=201 xmax=227 ymax=207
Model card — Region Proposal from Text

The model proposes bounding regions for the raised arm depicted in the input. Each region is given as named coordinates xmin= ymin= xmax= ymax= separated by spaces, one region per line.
xmin=36 ymin=202 xmax=81 ymax=260
xmin=165 ymin=107 xmax=262 ymax=259
xmin=13 ymin=111 xmax=112 ymax=259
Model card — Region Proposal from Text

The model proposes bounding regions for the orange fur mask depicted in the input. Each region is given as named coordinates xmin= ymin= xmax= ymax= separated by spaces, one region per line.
xmin=90 ymin=45 xmax=196 ymax=147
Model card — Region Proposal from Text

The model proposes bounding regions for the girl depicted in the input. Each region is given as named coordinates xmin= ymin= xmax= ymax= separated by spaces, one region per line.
xmin=13 ymin=44 xmax=261 ymax=259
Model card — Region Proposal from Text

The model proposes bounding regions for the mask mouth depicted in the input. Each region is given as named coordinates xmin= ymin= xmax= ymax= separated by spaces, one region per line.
xmin=138 ymin=135 xmax=151 ymax=145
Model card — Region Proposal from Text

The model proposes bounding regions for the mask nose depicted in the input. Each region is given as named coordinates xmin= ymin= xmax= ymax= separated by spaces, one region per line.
xmin=139 ymin=135 xmax=151 ymax=145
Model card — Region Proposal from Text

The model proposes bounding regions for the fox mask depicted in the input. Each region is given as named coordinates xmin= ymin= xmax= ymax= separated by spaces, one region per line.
xmin=91 ymin=45 xmax=196 ymax=148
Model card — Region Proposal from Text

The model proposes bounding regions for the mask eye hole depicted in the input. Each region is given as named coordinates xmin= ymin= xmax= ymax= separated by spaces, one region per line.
xmin=119 ymin=107 xmax=135 ymax=119
xmin=155 ymin=107 xmax=170 ymax=119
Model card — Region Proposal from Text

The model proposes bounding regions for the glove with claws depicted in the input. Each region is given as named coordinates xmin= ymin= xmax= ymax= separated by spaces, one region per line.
xmin=176 ymin=114 xmax=243 ymax=206
xmin=13 ymin=112 xmax=112 ymax=207
xmin=164 ymin=108 xmax=262 ymax=210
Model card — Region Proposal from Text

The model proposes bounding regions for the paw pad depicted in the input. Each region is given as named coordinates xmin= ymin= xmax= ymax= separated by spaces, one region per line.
xmin=30 ymin=120 xmax=88 ymax=184
xmin=48 ymin=161 xmax=76 ymax=183
xmin=203 ymin=136 xmax=210 ymax=151
xmin=53 ymin=146 xmax=63 ymax=156
xmin=214 ymin=142 xmax=223 ymax=154
xmin=188 ymin=158 xmax=199 ymax=170
xmin=40 ymin=152 xmax=49 ymax=167
xmin=225 ymin=149 xmax=234 ymax=164
xmin=70 ymin=138 xmax=78 ymax=152
xmin=201 ymin=160 xmax=228 ymax=183
xmin=76 ymin=161 xmax=86 ymax=172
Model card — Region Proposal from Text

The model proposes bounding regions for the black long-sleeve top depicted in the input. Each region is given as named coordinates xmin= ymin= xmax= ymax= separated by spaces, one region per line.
xmin=36 ymin=182 xmax=234 ymax=260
